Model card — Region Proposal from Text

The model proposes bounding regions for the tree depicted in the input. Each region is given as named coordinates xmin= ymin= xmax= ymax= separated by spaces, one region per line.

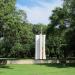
xmin=0 ymin=0 xmax=34 ymax=58
xmin=63 ymin=0 xmax=75 ymax=58
xmin=32 ymin=24 xmax=47 ymax=34
xmin=46 ymin=7 xmax=67 ymax=59
xmin=0 ymin=0 xmax=16 ymax=57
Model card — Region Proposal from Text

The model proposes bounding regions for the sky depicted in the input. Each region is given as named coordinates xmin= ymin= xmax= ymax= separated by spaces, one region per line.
xmin=16 ymin=0 xmax=63 ymax=24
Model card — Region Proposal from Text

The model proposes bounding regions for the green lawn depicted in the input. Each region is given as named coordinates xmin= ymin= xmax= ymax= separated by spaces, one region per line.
xmin=0 ymin=64 xmax=75 ymax=75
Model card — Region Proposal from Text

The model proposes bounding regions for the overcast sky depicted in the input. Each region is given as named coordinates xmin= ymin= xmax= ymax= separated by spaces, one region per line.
xmin=16 ymin=0 xmax=63 ymax=24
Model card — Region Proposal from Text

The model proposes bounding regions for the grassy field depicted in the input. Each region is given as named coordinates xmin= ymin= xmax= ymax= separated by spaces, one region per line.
xmin=0 ymin=64 xmax=75 ymax=75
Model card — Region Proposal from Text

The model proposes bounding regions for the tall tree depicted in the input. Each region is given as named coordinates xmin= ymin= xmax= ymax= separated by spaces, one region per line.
xmin=46 ymin=7 xmax=67 ymax=59
xmin=63 ymin=0 xmax=75 ymax=58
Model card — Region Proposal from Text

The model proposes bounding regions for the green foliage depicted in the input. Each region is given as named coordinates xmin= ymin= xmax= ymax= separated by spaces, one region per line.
xmin=0 ymin=0 xmax=34 ymax=58
xmin=11 ymin=42 xmax=24 ymax=52
xmin=46 ymin=7 xmax=69 ymax=59
xmin=64 ymin=27 xmax=75 ymax=57
xmin=0 ymin=0 xmax=75 ymax=59
xmin=64 ymin=0 xmax=75 ymax=27
xmin=46 ymin=0 xmax=75 ymax=59
xmin=32 ymin=24 xmax=47 ymax=34
xmin=50 ymin=7 xmax=67 ymax=29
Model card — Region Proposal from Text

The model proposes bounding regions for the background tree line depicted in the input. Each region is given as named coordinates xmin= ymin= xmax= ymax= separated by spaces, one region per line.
xmin=0 ymin=0 xmax=75 ymax=59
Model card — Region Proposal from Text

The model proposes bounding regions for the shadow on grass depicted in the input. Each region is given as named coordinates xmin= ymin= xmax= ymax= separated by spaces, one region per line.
xmin=0 ymin=65 xmax=13 ymax=69
xmin=36 ymin=63 xmax=75 ymax=68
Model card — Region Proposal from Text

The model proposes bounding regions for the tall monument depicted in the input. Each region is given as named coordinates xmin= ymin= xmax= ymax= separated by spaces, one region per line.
xmin=35 ymin=27 xmax=46 ymax=59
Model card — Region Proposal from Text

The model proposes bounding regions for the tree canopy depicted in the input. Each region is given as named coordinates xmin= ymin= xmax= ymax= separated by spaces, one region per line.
xmin=0 ymin=0 xmax=75 ymax=60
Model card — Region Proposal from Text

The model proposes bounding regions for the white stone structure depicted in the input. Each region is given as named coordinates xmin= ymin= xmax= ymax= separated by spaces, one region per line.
xmin=35 ymin=34 xmax=46 ymax=59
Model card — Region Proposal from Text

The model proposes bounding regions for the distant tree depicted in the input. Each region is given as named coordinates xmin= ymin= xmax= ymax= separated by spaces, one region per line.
xmin=32 ymin=24 xmax=47 ymax=34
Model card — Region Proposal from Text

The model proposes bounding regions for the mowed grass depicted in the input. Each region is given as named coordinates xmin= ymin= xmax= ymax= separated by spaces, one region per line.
xmin=0 ymin=64 xmax=75 ymax=75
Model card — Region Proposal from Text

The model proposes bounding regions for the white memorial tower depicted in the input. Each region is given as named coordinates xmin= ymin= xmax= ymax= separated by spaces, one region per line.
xmin=35 ymin=27 xmax=46 ymax=59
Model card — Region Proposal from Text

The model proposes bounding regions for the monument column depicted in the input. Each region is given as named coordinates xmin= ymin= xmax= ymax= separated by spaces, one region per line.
xmin=35 ymin=34 xmax=46 ymax=60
